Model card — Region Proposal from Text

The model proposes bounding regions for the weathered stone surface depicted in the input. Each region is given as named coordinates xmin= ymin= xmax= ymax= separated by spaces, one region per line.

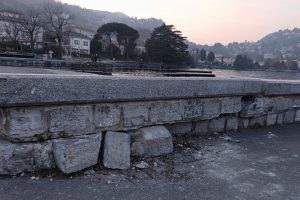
xmin=123 ymin=103 xmax=149 ymax=127
xmin=202 ymin=99 xmax=221 ymax=119
xmin=249 ymin=116 xmax=266 ymax=128
xmin=0 ymin=74 xmax=263 ymax=107
xmin=264 ymin=97 xmax=293 ymax=113
xmin=3 ymin=108 xmax=47 ymax=142
xmin=167 ymin=122 xmax=192 ymax=136
xmin=103 ymin=132 xmax=130 ymax=170
xmin=49 ymin=105 xmax=94 ymax=135
xmin=295 ymin=110 xmax=300 ymax=122
xmin=0 ymin=109 xmax=5 ymax=133
xmin=182 ymin=99 xmax=203 ymax=119
xmin=0 ymin=138 xmax=54 ymax=175
xmin=267 ymin=114 xmax=277 ymax=126
xmin=239 ymin=118 xmax=249 ymax=129
xmin=221 ymin=97 xmax=242 ymax=114
xmin=263 ymin=80 xmax=300 ymax=95
xmin=131 ymin=126 xmax=173 ymax=157
xmin=226 ymin=117 xmax=239 ymax=131
xmin=94 ymin=104 xmax=121 ymax=129
xmin=240 ymin=96 xmax=264 ymax=117
xmin=150 ymin=101 xmax=182 ymax=123
xmin=53 ymin=133 xmax=102 ymax=174
xmin=293 ymin=97 xmax=300 ymax=108
xmin=283 ymin=110 xmax=295 ymax=124
xmin=209 ymin=117 xmax=226 ymax=132
xmin=277 ymin=113 xmax=284 ymax=125
xmin=194 ymin=120 xmax=209 ymax=135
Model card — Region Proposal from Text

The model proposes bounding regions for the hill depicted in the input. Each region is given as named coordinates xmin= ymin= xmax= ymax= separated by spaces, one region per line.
xmin=0 ymin=0 xmax=164 ymax=45
xmin=190 ymin=28 xmax=300 ymax=61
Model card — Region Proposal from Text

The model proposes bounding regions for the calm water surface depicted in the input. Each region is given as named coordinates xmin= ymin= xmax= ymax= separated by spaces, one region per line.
xmin=212 ymin=69 xmax=300 ymax=80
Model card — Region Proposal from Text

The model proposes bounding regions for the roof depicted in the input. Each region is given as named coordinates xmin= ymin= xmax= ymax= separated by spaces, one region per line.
xmin=68 ymin=32 xmax=91 ymax=40
xmin=66 ymin=24 xmax=97 ymax=33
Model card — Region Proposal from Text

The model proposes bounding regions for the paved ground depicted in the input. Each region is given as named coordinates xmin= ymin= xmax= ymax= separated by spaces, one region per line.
xmin=0 ymin=123 xmax=300 ymax=200
xmin=0 ymin=66 xmax=95 ymax=76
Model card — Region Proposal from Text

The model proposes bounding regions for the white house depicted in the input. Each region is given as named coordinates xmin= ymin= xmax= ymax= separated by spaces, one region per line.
xmin=64 ymin=25 xmax=96 ymax=57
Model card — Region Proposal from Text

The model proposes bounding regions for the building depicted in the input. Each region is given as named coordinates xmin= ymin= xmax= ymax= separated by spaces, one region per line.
xmin=0 ymin=9 xmax=43 ymax=50
xmin=64 ymin=25 xmax=96 ymax=57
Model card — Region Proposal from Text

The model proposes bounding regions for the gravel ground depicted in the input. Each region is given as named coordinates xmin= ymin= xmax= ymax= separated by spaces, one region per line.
xmin=1 ymin=123 xmax=300 ymax=200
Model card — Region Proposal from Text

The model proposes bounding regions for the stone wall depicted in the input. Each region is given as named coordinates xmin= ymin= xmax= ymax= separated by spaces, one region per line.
xmin=0 ymin=74 xmax=300 ymax=175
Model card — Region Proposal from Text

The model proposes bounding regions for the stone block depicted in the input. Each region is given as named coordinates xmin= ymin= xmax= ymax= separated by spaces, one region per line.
xmin=238 ymin=118 xmax=249 ymax=129
xmin=0 ymin=139 xmax=55 ymax=175
xmin=167 ymin=122 xmax=192 ymax=136
xmin=266 ymin=114 xmax=277 ymax=126
xmin=283 ymin=110 xmax=295 ymax=124
xmin=240 ymin=96 xmax=264 ymax=117
xmin=277 ymin=113 xmax=284 ymax=125
xmin=295 ymin=110 xmax=300 ymax=122
xmin=131 ymin=126 xmax=173 ymax=157
xmin=264 ymin=97 xmax=293 ymax=113
xmin=221 ymin=97 xmax=242 ymax=114
xmin=0 ymin=109 xmax=5 ymax=133
xmin=226 ymin=117 xmax=239 ymax=131
xmin=123 ymin=103 xmax=149 ymax=128
xmin=94 ymin=104 xmax=121 ymax=129
xmin=209 ymin=117 xmax=226 ymax=133
xmin=149 ymin=101 xmax=182 ymax=123
xmin=182 ymin=99 xmax=203 ymax=119
xmin=194 ymin=120 xmax=209 ymax=135
xmin=3 ymin=108 xmax=47 ymax=142
xmin=103 ymin=132 xmax=130 ymax=170
xmin=49 ymin=105 xmax=94 ymax=135
xmin=293 ymin=97 xmax=300 ymax=108
xmin=249 ymin=116 xmax=266 ymax=128
xmin=202 ymin=99 xmax=221 ymax=120
xmin=53 ymin=133 xmax=102 ymax=174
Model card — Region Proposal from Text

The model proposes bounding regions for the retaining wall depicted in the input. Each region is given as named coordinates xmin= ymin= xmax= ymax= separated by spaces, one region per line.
xmin=0 ymin=74 xmax=299 ymax=175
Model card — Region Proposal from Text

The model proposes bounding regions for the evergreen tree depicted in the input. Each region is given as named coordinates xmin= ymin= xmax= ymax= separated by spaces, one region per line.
xmin=234 ymin=55 xmax=254 ymax=68
xmin=97 ymin=23 xmax=139 ymax=59
xmin=199 ymin=49 xmax=206 ymax=62
xmin=145 ymin=24 xmax=189 ymax=65
xmin=207 ymin=51 xmax=215 ymax=63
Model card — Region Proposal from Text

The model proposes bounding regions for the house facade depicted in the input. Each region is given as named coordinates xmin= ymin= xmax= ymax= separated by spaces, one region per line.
xmin=64 ymin=25 xmax=96 ymax=57
xmin=0 ymin=9 xmax=43 ymax=50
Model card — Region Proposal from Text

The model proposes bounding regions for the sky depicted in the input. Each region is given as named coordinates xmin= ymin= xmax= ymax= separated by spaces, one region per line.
xmin=62 ymin=0 xmax=300 ymax=45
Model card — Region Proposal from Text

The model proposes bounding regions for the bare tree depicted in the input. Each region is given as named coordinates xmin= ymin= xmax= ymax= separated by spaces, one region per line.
xmin=43 ymin=1 xmax=71 ymax=59
xmin=19 ymin=6 xmax=43 ymax=51
xmin=3 ymin=20 xmax=21 ymax=51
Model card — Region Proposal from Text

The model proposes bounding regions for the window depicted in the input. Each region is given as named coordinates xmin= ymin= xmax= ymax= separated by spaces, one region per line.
xmin=83 ymin=41 xmax=89 ymax=46
xmin=74 ymin=40 xmax=80 ymax=45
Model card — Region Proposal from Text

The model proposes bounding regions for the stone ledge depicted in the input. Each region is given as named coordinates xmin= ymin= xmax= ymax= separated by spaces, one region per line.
xmin=0 ymin=74 xmax=263 ymax=106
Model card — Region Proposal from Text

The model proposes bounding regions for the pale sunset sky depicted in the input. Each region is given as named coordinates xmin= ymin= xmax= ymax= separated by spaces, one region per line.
xmin=62 ymin=0 xmax=300 ymax=45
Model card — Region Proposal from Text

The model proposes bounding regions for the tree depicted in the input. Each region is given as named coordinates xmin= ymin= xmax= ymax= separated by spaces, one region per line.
xmin=200 ymin=49 xmax=206 ymax=62
xmin=43 ymin=1 xmax=71 ymax=59
xmin=207 ymin=51 xmax=215 ymax=63
xmin=145 ymin=24 xmax=189 ymax=64
xmin=3 ymin=20 xmax=21 ymax=51
xmin=19 ymin=6 xmax=43 ymax=51
xmin=97 ymin=23 xmax=139 ymax=59
xmin=90 ymin=34 xmax=102 ymax=57
xmin=234 ymin=55 xmax=254 ymax=68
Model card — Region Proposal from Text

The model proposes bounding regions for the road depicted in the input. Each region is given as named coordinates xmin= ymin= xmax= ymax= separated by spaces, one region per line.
xmin=0 ymin=123 xmax=300 ymax=200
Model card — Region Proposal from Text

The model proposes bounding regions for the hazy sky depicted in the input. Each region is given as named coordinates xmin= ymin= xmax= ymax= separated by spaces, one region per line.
xmin=62 ymin=0 xmax=300 ymax=45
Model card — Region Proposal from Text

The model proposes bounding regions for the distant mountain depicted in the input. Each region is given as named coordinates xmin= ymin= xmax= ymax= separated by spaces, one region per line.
xmin=0 ymin=0 xmax=164 ymax=45
xmin=189 ymin=28 xmax=300 ymax=61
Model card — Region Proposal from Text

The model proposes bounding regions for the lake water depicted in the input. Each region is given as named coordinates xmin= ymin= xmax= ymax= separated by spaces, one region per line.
xmin=211 ymin=69 xmax=300 ymax=80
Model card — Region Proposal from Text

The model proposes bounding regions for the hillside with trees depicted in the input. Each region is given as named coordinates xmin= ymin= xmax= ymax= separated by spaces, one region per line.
xmin=0 ymin=0 xmax=164 ymax=44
